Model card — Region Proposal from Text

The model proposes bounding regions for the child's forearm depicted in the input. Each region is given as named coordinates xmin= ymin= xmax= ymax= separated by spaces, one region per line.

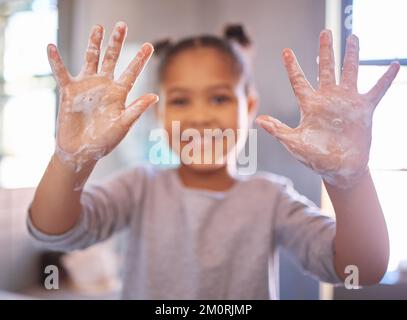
xmin=29 ymin=153 xmax=96 ymax=235
xmin=324 ymin=170 xmax=389 ymax=285
xmin=257 ymin=30 xmax=396 ymax=285
xmin=29 ymin=22 xmax=157 ymax=236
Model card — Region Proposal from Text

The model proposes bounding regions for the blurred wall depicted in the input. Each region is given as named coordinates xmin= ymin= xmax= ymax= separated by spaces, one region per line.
xmin=58 ymin=0 xmax=326 ymax=299
xmin=0 ymin=187 xmax=40 ymax=292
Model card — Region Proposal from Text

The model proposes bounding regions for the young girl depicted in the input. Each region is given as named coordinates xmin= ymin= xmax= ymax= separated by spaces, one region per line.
xmin=28 ymin=21 xmax=399 ymax=299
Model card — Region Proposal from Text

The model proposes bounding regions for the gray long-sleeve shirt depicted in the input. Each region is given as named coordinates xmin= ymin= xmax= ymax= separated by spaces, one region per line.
xmin=27 ymin=166 xmax=340 ymax=299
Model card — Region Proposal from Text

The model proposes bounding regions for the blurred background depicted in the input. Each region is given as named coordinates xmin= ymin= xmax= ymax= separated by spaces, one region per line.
xmin=0 ymin=0 xmax=406 ymax=299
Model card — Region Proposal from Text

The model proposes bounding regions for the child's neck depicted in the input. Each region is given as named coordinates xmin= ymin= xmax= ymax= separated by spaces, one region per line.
xmin=177 ymin=165 xmax=236 ymax=192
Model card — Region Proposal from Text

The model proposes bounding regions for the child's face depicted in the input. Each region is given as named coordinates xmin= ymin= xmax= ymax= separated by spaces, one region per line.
xmin=158 ymin=47 xmax=257 ymax=171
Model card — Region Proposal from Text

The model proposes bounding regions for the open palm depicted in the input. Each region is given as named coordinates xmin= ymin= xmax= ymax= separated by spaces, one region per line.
xmin=49 ymin=22 xmax=158 ymax=172
xmin=257 ymin=30 xmax=400 ymax=188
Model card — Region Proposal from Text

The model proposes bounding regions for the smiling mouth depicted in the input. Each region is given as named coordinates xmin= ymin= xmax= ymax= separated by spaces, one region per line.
xmin=183 ymin=133 xmax=227 ymax=144
xmin=182 ymin=127 xmax=226 ymax=136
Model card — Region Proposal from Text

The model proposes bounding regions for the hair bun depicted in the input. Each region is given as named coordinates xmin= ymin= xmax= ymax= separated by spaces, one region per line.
xmin=153 ymin=39 xmax=173 ymax=56
xmin=224 ymin=24 xmax=251 ymax=48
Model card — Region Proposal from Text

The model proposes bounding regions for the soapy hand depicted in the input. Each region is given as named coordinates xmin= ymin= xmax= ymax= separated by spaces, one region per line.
xmin=48 ymin=22 xmax=158 ymax=172
xmin=256 ymin=30 xmax=400 ymax=188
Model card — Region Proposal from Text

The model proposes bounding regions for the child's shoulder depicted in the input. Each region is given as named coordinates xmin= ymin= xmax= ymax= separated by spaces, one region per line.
xmin=91 ymin=164 xmax=157 ymax=187
xmin=236 ymin=170 xmax=294 ymax=195
xmin=102 ymin=164 xmax=176 ymax=186
xmin=245 ymin=171 xmax=317 ymax=208
xmin=242 ymin=170 xmax=293 ymax=187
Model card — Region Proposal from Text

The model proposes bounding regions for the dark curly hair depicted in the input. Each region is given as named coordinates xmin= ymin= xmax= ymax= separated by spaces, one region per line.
xmin=153 ymin=24 xmax=255 ymax=93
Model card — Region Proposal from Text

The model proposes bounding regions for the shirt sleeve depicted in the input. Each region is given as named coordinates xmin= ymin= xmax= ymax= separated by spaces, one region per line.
xmin=26 ymin=166 xmax=146 ymax=252
xmin=272 ymin=177 xmax=341 ymax=284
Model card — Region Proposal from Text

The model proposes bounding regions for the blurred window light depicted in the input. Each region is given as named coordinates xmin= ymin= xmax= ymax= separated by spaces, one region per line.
xmin=340 ymin=0 xmax=407 ymax=274
xmin=0 ymin=0 xmax=58 ymax=188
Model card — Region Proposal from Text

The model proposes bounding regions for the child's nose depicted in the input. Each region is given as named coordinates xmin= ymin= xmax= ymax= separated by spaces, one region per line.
xmin=188 ymin=104 xmax=213 ymax=128
xmin=189 ymin=115 xmax=212 ymax=128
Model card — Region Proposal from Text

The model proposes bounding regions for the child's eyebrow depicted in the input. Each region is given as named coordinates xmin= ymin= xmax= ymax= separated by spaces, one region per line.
xmin=206 ymin=84 xmax=234 ymax=91
xmin=167 ymin=87 xmax=190 ymax=94
xmin=166 ymin=84 xmax=234 ymax=95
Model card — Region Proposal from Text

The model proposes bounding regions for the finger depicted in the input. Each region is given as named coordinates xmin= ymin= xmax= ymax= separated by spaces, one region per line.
xmin=256 ymin=115 xmax=297 ymax=143
xmin=282 ymin=48 xmax=314 ymax=104
xmin=340 ymin=34 xmax=360 ymax=90
xmin=366 ymin=62 xmax=400 ymax=108
xmin=318 ymin=29 xmax=336 ymax=89
xmin=47 ymin=44 xmax=71 ymax=87
xmin=116 ymin=43 xmax=154 ymax=91
xmin=101 ymin=21 xmax=128 ymax=78
xmin=80 ymin=24 xmax=104 ymax=76
xmin=120 ymin=93 xmax=159 ymax=128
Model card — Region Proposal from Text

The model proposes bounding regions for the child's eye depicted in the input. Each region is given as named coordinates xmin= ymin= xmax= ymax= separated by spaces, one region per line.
xmin=210 ymin=95 xmax=231 ymax=105
xmin=169 ymin=98 xmax=189 ymax=107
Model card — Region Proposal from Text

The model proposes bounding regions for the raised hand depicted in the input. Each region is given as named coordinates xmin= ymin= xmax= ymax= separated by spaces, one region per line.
xmin=48 ymin=22 xmax=158 ymax=173
xmin=256 ymin=30 xmax=400 ymax=188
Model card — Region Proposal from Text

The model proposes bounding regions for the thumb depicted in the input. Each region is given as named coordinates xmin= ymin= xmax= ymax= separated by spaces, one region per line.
xmin=366 ymin=62 xmax=400 ymax=109
xmin=256 ymin=115 xmax=301 ymax=153
xmin=120 ymin=93 xmax=159 ymax=128
xmin=256 ymin=115 xmax=294 ymax=140
xmin=256 ymin=115 xmax=302 ymax=160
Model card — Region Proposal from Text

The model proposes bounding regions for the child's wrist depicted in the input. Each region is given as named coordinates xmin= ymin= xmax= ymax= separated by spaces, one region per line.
xmin=322 ymin=166 xmax=370 ymax=190
xmin=53 ymin=147 xmax=98 ymax=174
xmin=51 ymin=151 xmax=97 ymax=188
